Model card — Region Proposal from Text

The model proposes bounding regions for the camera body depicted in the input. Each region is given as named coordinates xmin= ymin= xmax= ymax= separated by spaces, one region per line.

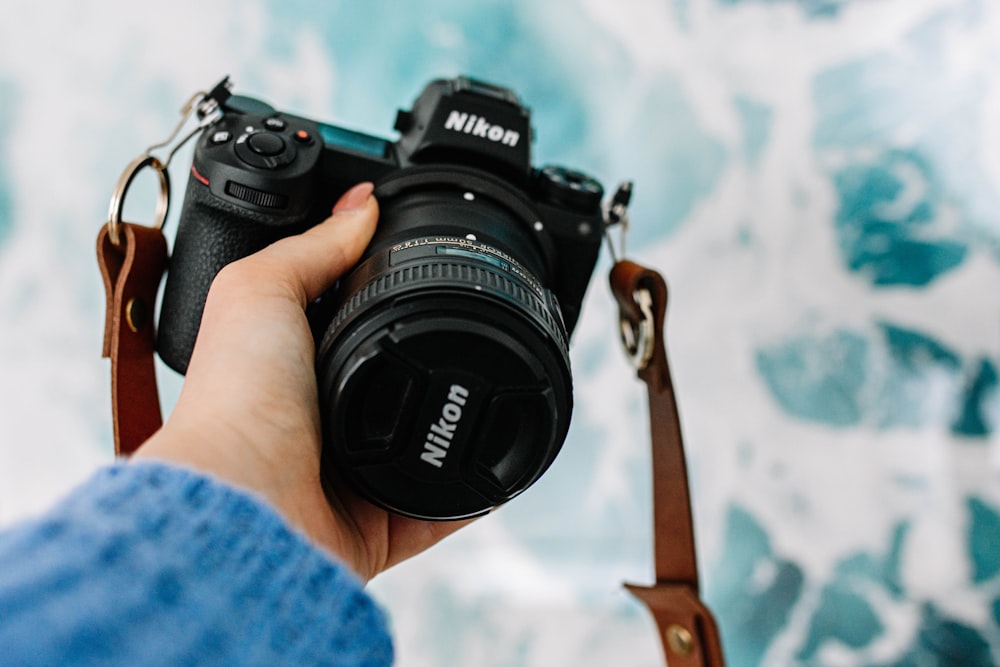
xmin=160 ymin=77 xmax=609 ymax=520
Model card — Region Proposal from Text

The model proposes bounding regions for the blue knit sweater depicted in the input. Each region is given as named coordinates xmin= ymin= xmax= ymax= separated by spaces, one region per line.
xmin=0 ymin=462 xmax=393 ymax=666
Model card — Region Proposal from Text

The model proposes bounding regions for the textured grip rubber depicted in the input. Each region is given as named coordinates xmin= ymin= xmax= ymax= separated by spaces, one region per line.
xmin=157 ymin=178 xmax=293 ymax=373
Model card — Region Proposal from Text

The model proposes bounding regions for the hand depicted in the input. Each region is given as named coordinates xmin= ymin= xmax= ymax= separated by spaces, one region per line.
xmin=135 ymin=183 xmax=473 ymax=582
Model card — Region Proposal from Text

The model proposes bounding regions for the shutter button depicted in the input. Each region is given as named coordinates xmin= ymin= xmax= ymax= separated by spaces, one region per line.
xmin=247 ymin=132 xmax=286 ymax=156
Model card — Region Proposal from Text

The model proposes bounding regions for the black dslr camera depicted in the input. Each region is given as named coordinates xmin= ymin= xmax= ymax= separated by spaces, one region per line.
xmin=160 ymin=76 xmax=615 ymax=520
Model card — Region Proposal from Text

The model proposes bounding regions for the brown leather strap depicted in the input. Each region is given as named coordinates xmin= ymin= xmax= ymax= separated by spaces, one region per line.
xmin=624 ymin=584 xmax=725 ymax=667
xmin=97 ymin=222 xmax=168 ymax=456
xmin=610 ymin=260 xmax=725 ymax=666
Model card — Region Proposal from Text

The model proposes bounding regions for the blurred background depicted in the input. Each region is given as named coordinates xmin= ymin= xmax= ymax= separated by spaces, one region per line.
xmin=1 ymin=0 xmax=998 ymax=664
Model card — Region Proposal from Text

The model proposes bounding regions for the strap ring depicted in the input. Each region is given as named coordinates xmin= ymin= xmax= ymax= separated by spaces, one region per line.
xmin=106 ymin=154 xmax=170 ymax=247
xmin=619 ymin=287 xmax=655 ymax=370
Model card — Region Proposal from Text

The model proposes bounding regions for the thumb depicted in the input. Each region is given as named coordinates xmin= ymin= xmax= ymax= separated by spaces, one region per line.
xmin=241 ymin=182 xmax=379 ymax=305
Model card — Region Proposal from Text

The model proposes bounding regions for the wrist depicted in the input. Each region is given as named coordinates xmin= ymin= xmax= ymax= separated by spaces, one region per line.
xmin=133 ymin=427 xmax=373 ymax=580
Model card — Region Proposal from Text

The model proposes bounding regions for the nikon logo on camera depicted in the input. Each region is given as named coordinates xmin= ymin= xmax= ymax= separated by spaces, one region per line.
xmin=420 ymin=384 xmax=470 ymax=468
xmin=444 ymin=110 xmax=521 ymax=147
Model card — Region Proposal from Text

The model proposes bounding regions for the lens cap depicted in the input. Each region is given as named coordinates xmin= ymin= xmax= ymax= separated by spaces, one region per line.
xmin=320 ymin=294 xmax=572 ymax=521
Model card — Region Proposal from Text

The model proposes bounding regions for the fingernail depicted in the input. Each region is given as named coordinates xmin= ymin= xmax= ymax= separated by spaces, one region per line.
xmin=333 ymin=182 xmax=375 ymax=215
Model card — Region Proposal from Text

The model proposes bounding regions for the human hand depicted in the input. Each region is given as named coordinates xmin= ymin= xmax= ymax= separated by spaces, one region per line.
xmin=135 ymin=183 xmax=473 ymax=582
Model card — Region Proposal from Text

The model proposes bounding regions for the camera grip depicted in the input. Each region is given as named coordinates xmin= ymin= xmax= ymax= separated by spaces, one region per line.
xmin=158 ymin=177 xmax=294 ymax=373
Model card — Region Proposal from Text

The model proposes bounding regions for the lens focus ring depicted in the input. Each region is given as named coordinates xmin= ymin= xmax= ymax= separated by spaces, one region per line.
xmin=324 ymin=255 xmax=567 ymax=355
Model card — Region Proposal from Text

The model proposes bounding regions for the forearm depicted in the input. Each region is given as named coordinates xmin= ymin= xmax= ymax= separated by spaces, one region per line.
xmin=0 ymin=462 xmax=392 ymax=666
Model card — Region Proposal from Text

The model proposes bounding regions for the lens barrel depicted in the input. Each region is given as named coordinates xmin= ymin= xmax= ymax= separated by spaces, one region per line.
xmin=315 ymin=179 xmax=573 ymax=520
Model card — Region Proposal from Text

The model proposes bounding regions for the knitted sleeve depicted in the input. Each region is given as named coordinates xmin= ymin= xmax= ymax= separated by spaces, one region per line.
xmin=0 ymin=462 xmax=393 ymax=666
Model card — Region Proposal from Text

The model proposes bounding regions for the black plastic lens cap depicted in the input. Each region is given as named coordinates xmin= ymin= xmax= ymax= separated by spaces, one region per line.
xmin=323 ymin=305 xmax=569 ymax=521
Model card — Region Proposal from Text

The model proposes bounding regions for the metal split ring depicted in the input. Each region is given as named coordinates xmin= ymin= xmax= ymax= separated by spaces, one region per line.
xmin=619 ymin=287 xmax=655 ymax=370
xmin=106 ymin=154 xmax=170 ymax=247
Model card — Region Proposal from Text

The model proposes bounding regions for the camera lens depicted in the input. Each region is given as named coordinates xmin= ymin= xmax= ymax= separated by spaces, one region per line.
xmin=314 ymin=171 xmax=573 ymax=520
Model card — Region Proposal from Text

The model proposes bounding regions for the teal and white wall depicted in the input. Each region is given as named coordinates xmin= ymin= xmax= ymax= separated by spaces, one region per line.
xmin=1 ymin=1 xmax=998 ymax=664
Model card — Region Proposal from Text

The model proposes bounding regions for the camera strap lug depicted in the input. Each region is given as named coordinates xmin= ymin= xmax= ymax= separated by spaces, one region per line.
xmin=104 ymin=77 xmax=231 ymax=247
xmin=610 ymin=260 xmax=726 ymax=666
xmin=603 ymin=181 xmax=659 ymax=369
xmin=603 ymin=180 xmax=633 ymax=264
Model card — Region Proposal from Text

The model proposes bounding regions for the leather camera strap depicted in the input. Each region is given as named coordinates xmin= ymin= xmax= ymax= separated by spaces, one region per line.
xmin=97 ymin=222 xmax=167 ymax=456
xmin=610 ymin=260 xmax=725 ymax=666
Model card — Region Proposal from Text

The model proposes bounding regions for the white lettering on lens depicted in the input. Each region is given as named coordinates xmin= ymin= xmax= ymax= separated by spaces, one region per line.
xmin=443 ymin=110 xmax=520 ymax=147
xmin=420 ymin=385 xmax=470 ymax=468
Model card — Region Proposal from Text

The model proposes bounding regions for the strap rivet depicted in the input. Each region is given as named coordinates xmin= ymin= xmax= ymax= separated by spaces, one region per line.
xmin=666 ymin=624 xmax=694 ymax=656
xmin=125 ymin=297 xmax=147 ymax=333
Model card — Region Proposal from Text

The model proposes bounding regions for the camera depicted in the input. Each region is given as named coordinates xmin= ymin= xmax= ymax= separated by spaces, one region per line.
xmin=159 ymin=76 xmax=611 ymax=520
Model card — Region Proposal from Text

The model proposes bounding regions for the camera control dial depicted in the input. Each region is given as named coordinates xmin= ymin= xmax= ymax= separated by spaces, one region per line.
xmin=235 ymin=128 xmax=297 ymax=169
xmin=247 ymin=132 xmax=285 ymax=156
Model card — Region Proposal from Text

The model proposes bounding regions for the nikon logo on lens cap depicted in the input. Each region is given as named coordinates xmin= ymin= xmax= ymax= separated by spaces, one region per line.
xmin=420 ymin=384 xmax=470 ymax=468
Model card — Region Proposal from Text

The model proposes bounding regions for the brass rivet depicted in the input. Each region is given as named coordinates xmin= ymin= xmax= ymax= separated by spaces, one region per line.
xmin=125 ymin=297 xmax=147 ymax=333
xmin=666 ymin=624 xmax=694 ymax=656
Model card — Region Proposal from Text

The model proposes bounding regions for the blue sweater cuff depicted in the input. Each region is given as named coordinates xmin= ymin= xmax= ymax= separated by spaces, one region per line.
xmin=0 ymin=462 xmax=393 ymax=666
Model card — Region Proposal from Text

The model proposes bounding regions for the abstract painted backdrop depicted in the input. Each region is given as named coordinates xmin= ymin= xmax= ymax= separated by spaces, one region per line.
xmin=0 ymin=1 xmax=997 ymax=665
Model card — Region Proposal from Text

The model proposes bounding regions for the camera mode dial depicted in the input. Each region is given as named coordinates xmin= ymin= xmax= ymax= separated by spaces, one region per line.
xmin=536 ymin=166 xmax=604 ymax=213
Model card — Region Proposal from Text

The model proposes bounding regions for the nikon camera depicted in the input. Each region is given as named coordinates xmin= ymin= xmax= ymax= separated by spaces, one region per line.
xmin=159 ymin=76 xmax=612 ymax=520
